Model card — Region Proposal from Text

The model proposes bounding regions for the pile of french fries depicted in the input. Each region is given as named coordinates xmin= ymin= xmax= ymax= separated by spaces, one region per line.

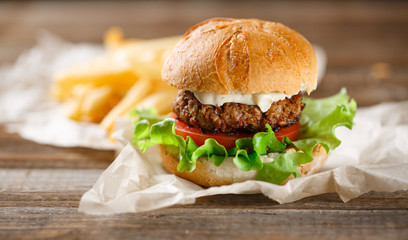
xmin=51 ymin=28 xmax=181 ymax=136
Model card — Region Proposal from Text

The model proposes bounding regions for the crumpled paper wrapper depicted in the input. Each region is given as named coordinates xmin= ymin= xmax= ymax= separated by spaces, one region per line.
xmin=79 ymin=101 xmax=408 ymax=214
xmin=0 ymin=32 xmax=326 ymax=150
xmin=0 ymin=31 xmax=115 ymax=149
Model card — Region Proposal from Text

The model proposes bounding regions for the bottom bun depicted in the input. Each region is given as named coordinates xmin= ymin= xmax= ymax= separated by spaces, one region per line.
xmin=159 ymin=144 xmax=327 ymax=187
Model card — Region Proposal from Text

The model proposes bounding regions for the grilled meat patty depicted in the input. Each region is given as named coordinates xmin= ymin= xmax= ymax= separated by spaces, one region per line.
xmin=173 ymin=90 xmax=304 ymax=134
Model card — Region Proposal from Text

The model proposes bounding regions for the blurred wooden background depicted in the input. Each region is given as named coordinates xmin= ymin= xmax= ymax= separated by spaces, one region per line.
xmin=1 ymin=0 xmax=407 ymax=106
xmin=1 ymin=1 xmax=408 ymax=239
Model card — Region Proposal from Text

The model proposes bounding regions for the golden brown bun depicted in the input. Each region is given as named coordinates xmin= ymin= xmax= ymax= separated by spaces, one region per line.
xmin=162 ymin=18 xmax=317 ymax=95
xmin=159 ymin=144 xmax=327 ymax=187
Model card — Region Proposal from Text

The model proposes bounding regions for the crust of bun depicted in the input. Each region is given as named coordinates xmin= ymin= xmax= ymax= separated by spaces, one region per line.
xmin=162 ymin=18 xmax=317 ymax=95
xmin=159 ymin=144 xmax=327 ymax=187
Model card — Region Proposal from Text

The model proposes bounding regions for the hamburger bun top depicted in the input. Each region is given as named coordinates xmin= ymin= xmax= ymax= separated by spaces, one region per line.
xmin=162 ymin=18 xmax=318 ymax=95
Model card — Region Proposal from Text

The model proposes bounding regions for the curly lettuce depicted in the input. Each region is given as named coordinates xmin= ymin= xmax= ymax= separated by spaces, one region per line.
xmin=131 ymin=89 xmax=356 ymax=185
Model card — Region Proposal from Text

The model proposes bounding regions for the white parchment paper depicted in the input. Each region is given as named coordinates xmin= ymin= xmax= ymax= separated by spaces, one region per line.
xmin=79 ymin=101 xmax=408 ymax=214
xmin=0 ymin=33 xmax=326 ymax=150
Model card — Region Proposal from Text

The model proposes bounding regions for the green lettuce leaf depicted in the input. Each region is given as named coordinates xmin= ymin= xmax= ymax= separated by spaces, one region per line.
xmin=192 ymin=139 xmax=228 ymax=167
xmin=177 ymin=137 xmax=199 ymax=172
xmin=233 ymin=138 xmax=263 ymax=171
xmin=257 ymin=89 xmax=356 ymax=184
xmin=131 ymin=89 xmax=356 ymax=185
xmin=253 ymin=124 xmax=286 ymax=154
xmin=130 ymin=108 xmax=166 ymax=125
xmin=256 ymin=152 xmax=308 ymax=184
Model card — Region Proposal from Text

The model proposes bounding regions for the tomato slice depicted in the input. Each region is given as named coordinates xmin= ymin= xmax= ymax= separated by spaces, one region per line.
xmin=170 ymin=113 xmax=300 ymax=150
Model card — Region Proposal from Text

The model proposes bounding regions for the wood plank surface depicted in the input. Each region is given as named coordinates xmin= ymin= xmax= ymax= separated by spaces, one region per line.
xmin=1 ymin=207 xmax=407 ymax=240
xmin=1 ymin=1 xmax=408 ymax=239
xmin=0 ymin=130 xmax=114 ymax=169
xmin=1 ymin=190 xmax=408 ymax=240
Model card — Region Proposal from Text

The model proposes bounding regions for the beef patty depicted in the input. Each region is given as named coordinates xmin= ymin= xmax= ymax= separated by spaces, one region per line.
xmin=173 ymin=90 xmax=304 ymax=134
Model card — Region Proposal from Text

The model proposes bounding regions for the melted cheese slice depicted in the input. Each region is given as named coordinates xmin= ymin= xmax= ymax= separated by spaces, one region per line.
xmin=193 ymin=91 xmax=296 ymax=112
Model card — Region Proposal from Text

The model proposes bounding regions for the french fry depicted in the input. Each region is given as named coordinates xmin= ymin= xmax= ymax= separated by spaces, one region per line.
xmin=65 ymin=84 xmax=93 ymax=121
xmin=80 ymin=86 xmax=120 ymax=123
xmin=66 ymin=99 xmax=82 ymax=122
xmin=51 ymin=27 xmax=183 ymax=139
xmin=51 ymin=55 xmax=137 ymax=102
xmin=104 ymin=89 xmax=178 ymax=141
xmin=65 ymin=85 xmax=122 ymax=123
xmin=52 ymin=34 xmax=180 ymax=103
xmin=104 ymin=27 xmax=125 ymax=50
xmin=134 ymin=90 xmax=179 ymax=115
xmin=115 ymin=35 xmax=181 ymax=65
xmin=104 ymin=27 xmax=143 ymax=50
xmin=100 ymin=77 xmax=153 ymax=133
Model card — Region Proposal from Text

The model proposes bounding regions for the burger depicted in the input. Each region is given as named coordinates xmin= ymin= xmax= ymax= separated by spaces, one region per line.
xmin=131 ymin=18 xmax=356 ymax=187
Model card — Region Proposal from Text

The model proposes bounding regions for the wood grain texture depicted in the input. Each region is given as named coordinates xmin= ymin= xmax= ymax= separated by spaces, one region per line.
xmin=0 ymin=206 xmax=407 ymax=240
xmin=1 ymin=192 xmax=408 ymax=240
xmin=0 ymin=1 xmax=406 ymax=67
xmin=1 ymin=1 xmax=408 ymax=239
xmin=0 ymin=169 xmax=102 ymax=192
xmin=2 ymin=191 xmax=408 ymax=210
xmin=0 ymin=129 xmax=114 ymax=169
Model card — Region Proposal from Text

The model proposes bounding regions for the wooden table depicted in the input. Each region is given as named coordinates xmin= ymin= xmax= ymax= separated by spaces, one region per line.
xmin=1 ymin=1 xmax=408 ymax=239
